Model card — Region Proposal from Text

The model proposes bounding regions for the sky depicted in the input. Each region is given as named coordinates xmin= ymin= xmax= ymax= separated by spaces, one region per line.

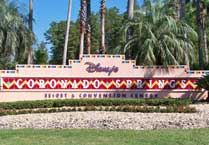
xmin=20 ymin=0 xmax=143 ymax=43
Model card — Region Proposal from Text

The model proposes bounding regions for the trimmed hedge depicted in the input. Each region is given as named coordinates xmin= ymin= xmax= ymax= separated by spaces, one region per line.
xmin=0 ymin=98 xmax=192 ymax=110
xmin=0 ymin=105 xmax=196 ymax=116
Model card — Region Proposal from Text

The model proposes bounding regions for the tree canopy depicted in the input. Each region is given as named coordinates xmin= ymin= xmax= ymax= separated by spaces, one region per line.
xmin=116 ymin=1 xmax=197 ymax=66
xmin=1 ymin=0 xmax=209 ymax=70
xmin=45 ymin=8 xmax=124 ymax=64
xmin=0 ymin=0 xmax=34 ymax=69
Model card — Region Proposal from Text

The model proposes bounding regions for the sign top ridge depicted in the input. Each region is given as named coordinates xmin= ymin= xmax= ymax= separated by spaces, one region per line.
xmin=0 ymin=54 xmax=208 ymax=77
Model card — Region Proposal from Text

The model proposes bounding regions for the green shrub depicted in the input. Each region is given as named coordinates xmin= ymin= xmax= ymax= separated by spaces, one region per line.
xmin=0 ymin=98 xmax=192 ymax=110
xmin=197 ymin=75 xmax=209 ymax=90
xmin=0 ymin=105 xmax=197 ymax=116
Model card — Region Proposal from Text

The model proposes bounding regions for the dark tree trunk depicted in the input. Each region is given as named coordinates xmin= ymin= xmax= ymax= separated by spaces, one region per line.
xmin=173 ymin=0 xmax=181 ymax=21
xmin=86 ymin=0 xmax=91 ymax=54
xmin=99 ymin=0 xmax=106 ymax=54
xmin=197 ymin=0 xmax=204 ymax=69
xmin=126 ymin=0 xmax=135 ymax=59
xmin=27 ymin=0 xmax=33 ymax=64
xmin=180 ymin=0 xmax=186 ymax=21
xmin=203 ymin=16 xmax=208 ymax=64
xmin=80 ymin=0 xmax=87 ymax=58
xmin=29 ymin=0 xmax=33 ymax=38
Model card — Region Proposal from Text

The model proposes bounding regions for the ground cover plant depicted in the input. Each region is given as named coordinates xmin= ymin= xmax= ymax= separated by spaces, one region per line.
xmin=0 ymin=129 xmax=209 ymax=145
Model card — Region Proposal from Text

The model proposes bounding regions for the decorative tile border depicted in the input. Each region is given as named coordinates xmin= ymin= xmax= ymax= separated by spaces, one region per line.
xmin=121 ymin=59 xmax=135 ymax=64
xmin=187 ymin=71 xmax=209 ymax=75
xmin=0 ymin=70 xmax=16 ymax=74
xmin=82 ymin=54 xmax=124 ymax=59
xmin=132 ymin=65 xmax=188 ymax=70
xmin=1 ymin=55 xmax=209 ymax=76
xmin=16 ymin=65 xmax=72 ymax=69
xmin=69 ymin=60 xmax=81 ymax=65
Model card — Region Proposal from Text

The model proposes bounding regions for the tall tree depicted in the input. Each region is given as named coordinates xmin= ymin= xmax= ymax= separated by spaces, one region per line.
xmin=201 ymin=0 xmax=209 ymax=64
xmin=27 ymin=0 xmax=33 ymax=64
xmin=203 ymin=6 xmax=208 ymax=64
xmin=180 ymin=0 xmax=186 ymax=21
xmin=197 ymin=0 xmax=204 ymax=69
xmin=0 ymin=0 xmax=34 ymax=69
xmin=128 ymin=0 xmax=134 ymax=19
xmin=166 ymin=0 xmax=185 ymax=21
xmin=100 ymin=0 xmax=106 ymax=54
xmin=126 ymin=0 xmax=135 ymax=59
xmin=174 ymin=0 xmax=181 ymax=21
xmin=80 ymin=0 xmax=87 ymax=58
xmin=86 ymin=0 xmax=91 ymax=54
xmin=34 ymin=42 xmax=48 ymax=64
xmin=143 ymin=0 xmax=152 ymax=15
xmin=45 ymin=21 xmax=80 ymax=64
xmin=118 ymin=2 xmax=197 ymax=66
xmin=105 ymin=7 xmax=124 ymax=53
xmin=63 ymin=0 xmax=72 ymax=65
xmin=184 ymin=0 xmax=209 ymax=67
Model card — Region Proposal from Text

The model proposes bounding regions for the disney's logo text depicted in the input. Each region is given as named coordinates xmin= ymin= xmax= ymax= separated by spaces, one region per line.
xmin=85 ymin=62 xmax=119 ymax=76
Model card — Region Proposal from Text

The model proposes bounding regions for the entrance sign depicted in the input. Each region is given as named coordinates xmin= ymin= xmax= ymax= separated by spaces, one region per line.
xmin=0 ymin=54 xmax=208 ymax=102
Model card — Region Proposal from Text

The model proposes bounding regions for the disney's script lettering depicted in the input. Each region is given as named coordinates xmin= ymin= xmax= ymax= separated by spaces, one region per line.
xmin=85 ymin=62 xmax=119 ymax=76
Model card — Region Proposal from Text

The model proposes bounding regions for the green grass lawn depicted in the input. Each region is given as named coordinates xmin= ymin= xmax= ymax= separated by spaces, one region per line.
xmin=0 ymin=128 xmax=209 ymax=145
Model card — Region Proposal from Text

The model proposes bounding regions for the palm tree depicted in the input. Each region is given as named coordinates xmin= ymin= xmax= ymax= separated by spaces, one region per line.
xmin=79 ymin=0 xmax=87 ymax=58
xmin=143 ymin=0 xmax=152 ymax=15
xmin=180 ymin=0 xmax=186 ymax=21
xmin=187 ymin=0 xmax=208 ymax=68
xmin=99 ymin=0 xmax=106 ymax=54
xmin=203 ymin=12 xmax=208 ymax=64
xmin=27 ymin=0 xmax=33 ymax=64
xmin=173 ymin=0 xmax=181 ymax=21
xmin=63 ymin=0 xmax=72 ymax=65
xmin=86 ymin=0 xmax=91 ymax=54
xmin=201 ymin=0 xmax=208 ymax=65
xmin=202 ymin=0 xmax=208 ymax=65
xmin=167 ymin=0 xmax=185 ymax=21
xmin=128 ymin=0 xmax=134 ymax=19
xmin=0 ymin=0 xmax=34 ymax=68
xmin=197 ymin=0 xmax=204 ymax=69
xmin=117 ymin=2 xmax=197 ymax=66
xmin=126 ymin=0 xmax=135 ymax=59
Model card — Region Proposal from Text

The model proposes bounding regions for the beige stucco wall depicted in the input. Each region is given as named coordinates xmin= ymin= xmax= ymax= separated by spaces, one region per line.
xmin=0 ymin=54 xmax=208 ymax=102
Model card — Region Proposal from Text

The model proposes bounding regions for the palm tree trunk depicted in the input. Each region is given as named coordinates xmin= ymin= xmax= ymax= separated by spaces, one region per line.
xmin=203 ymin=16 xmax=208 ymax=64
xmin=27 ymin=0 xmax=33 ymax=64
xmin=99 ymin=0 xmax=106 ymax=54
xmin=180 ymin=0 xmax=186 ymax=21
xmin=174 ymin=0 xmax=180 ymax=21
xmin=63 ymin=0 xmax=72 ymax=65
xmin=204 ymin=29 xmax=208 ymax=64
xmin=197 ymin=0 xmax=204 ymax=69
xmin=143 ymin=0 xmax=151 ymax=15
xmin=128 ymin=0 xmax=134 ymax=19
xmin=86 ymin=0 xmax=91 ymax=54
xmin=80 ymin=0 xmax=87 ymax=59
xmin=126 ymin=0 xmax=134 ymax=59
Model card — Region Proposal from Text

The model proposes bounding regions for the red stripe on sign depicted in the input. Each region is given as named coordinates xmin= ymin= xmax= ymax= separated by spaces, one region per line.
xmin=2 ymin=77 xmax=200 ymax=90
